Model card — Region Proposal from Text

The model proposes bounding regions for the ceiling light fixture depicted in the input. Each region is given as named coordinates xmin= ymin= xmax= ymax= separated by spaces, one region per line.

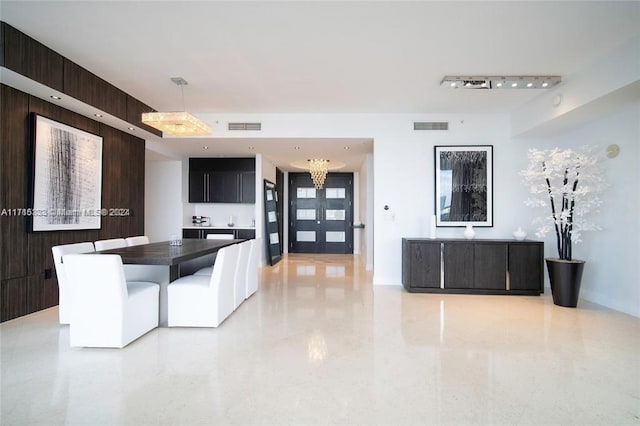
xmin=441 ymin=75 xmax=561 ymax=89
xmin=308 ymin=159 xmax=330 ymax=189
xmin=141 ymin=77 xmax=212 ymax=136
xmin=291 ymin=159 xmax=346 ymax=189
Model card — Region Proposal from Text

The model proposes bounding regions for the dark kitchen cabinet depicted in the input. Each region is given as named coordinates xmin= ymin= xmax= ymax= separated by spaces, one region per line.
xmin=402 ymin=239 xmax=543 ymax=295
xmin=183 ymin=228 xmax=255 ymax=239
xmin=189 ymin=158 xmax=255 ymax=203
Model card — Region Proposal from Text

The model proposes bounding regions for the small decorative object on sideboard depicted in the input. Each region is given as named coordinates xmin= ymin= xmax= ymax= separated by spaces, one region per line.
xmin=520 ymin=146 xmax=607 ymax=308
xmin=227 ymin=215 xmax=234 ymax=227
xmin=513 ymin=227 xmax=527 ymax=241
xmin=463 ymin=224 xmax=475 ymax=240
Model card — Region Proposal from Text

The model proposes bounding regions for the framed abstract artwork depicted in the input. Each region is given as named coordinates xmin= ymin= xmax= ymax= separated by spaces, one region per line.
xmin=30 ymin=114 xmax=103 ymax=231
xmin=435 ymin=145 xmax=493 ymax=227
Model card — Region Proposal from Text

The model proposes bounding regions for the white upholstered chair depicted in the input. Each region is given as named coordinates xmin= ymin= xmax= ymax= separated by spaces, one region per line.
xmin=193 ymin=234 xmax=235 ymax=276
xmin=125 ymin=235 xmax=150 ymax=246
xmin=64 ymin=254 xmax=159 ymax=348
xmin=51 ymin=242 xmax=96 ymax=324
xmin=167 ymin=243 xmax=240 ymax=327
xmin=245 ymin=238 xmax=260 ymax=299
xmin=206 ymin=233 xmax=234 ymax=240
xmin=94 ymin=238 xmax=127 ymax=251
xmin=232 ymin=240 xmax=252 ymax=309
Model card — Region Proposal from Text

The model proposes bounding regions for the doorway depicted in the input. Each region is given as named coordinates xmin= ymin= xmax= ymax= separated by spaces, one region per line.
xmin=289 ymin=172 xmax=353 ymax=254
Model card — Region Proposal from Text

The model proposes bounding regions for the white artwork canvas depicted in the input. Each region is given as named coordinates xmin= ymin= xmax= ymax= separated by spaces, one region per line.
xmin=31 ymin=115 xmax=103 ymax=231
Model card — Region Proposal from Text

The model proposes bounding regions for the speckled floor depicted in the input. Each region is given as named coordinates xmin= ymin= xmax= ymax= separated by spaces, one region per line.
xmin=1 ymin=253 xmax=639 ymax=425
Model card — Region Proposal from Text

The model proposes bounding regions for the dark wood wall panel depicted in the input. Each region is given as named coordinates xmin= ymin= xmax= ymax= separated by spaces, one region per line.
xmin=63 ymin=59 xmax=128 ymax=121
xmin=99 ymin=125 xmax=145 ymax=239
xmin=1 ymin=22 xmax=64 ymax=91
xmin=0 ymin=84 xmax=145 ymax=322
xmin=1 ymin=278 xmax=28 ymax=321
xmin=0 ymin=85 xmax=29 ymax=280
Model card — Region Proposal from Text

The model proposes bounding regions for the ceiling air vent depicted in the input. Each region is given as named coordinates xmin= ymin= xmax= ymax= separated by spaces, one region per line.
xmin=228 ymin=122 xmax=262 ymax=131
xmin=413 ymin=121 xmax=449 ymax=131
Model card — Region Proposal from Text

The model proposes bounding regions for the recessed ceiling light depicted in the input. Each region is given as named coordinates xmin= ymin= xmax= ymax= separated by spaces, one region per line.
xmin=94 ymin=113 xmax=103 ymax=118
xmin=496 ymin=82 xmax=503 ymax=87
xmin=248 ymin=146 xmax=255 ymax=150
xmin=450 ymin=82 xmax=456 ymax=87
xmin=128 ymin=127 xmax=135 ymax=131
xmin=511 ymin=82 xmax=518 ymax=88
xmin=343 ymin=146 xmax=350 ymax=150
xmin=542 ymin=82 xmax=549 ymax=87
xmin=481 ymin=82 xmax=487 ymax=87
xmin=50 ymin=95 xmax=61 ymax=100
xmin=202 ymin=146 xmax=209 ymax=150
xmin=527 ymin=82 xmax=533 ymax=87
xmin=294 ymin=146 xmax=300 ymax=150
xmin=464 ymin=82 xmax=471 ymax=87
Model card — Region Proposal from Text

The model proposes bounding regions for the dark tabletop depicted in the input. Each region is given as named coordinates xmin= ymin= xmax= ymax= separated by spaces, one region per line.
xmin=95 ymin=239 xmax=245 ymax=265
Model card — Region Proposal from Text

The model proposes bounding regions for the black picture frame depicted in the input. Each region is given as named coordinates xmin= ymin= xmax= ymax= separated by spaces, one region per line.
xmin=434 ymin=145 xmax=493 ymax=227
xmin=30 ymin=114 xmax=103 ymax=231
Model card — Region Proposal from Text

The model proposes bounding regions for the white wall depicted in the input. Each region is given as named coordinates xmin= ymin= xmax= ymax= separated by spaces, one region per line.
xmin=144 ymin=160 xmax=183 ymax=242
xmin=515 ymin=102 xmax=640 ymax=317
xmin=145 ymin=107 xmax=639 ymax=317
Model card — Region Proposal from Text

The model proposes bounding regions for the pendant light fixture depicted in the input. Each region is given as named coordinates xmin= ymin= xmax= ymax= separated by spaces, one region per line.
xmin=142 ymin=77 xmax=212 ymax=136
xmin=308 ymin=159 xmax=330 ymax=189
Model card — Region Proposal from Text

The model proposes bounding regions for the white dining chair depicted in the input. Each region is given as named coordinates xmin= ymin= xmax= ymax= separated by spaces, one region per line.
xmin=167 ymin=243 xmax=240 ymax=327
xmin=206 ymin=234 xmax=234 ymax=240
xmin=232 ymin=240 xmax=252 ymax=309
xmin=245 ymin=238 xmax=260 ymax=299
xmin=64 ymin=254 xmax=159 ymax=348
xmin=193 ymin=235 xmax=235 ymax=276
xmin=125 ymin=236 xmax=150 ymax=246
xmin=51 ymin=242 xmax=96 ymax=324
xmin=94 ymin=238 xmax=127 ymax=251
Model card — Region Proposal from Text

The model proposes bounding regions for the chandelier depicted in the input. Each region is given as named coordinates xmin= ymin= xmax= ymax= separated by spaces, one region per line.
xmin=141 ymin=77 xmax=212 ymax=136
xmin=308 ymin=159 xmax=330 ymax=189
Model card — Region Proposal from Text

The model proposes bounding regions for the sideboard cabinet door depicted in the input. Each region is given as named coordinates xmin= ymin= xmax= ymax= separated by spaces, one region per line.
xmin=402 ymin=240 xmax=441 ymax=290
xmin=443 ymin=243 xmax=474 ymax=289
xmin=509 ymin=243 xmax=543 ymax=292
xmin=474 ymin=243 xmax=507 ymax=290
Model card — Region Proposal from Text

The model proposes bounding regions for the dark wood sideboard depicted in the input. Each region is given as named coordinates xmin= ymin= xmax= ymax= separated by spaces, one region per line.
xmin=402 ymin=238 xmax=544 ymax=295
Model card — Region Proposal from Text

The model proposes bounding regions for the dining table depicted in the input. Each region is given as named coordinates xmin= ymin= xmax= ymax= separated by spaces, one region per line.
xmin=95 ymin=238 xmax=245 ymax=326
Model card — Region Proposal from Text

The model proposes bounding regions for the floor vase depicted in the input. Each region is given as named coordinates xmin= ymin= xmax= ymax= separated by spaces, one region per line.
xmin=546 ymin=258 xmax=585 ymax=308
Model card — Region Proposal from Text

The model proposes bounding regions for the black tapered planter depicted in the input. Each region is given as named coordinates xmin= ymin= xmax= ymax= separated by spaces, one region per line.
xmin=546 ymin=258 xmax=585 ymax=308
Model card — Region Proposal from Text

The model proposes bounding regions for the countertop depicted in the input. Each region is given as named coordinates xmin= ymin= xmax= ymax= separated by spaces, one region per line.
xmin=183 ymin=225 xmax=256 ymax=230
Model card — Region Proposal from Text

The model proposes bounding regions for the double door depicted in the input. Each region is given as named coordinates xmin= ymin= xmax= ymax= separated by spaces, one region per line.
xmin=289 ymin=173 xmax=353 ymax=254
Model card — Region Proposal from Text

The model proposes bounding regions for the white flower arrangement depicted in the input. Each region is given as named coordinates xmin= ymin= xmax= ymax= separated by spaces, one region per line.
xmin=520 ymin=146 xmax=607 ymax=261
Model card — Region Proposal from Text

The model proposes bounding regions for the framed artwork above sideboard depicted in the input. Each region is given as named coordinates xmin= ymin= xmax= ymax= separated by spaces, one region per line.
xmin=435 ymin=145 xmax=493 ymax=227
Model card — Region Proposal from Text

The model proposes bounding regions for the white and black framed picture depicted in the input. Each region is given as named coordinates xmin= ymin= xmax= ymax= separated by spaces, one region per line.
xmin=435 ymin=145 xmax=493 ymax=227
xmin=31 ymin=114 xmax=103 ymax=231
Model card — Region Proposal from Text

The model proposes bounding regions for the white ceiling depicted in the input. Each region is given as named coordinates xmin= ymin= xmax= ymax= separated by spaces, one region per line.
xmin=2 ymin=1 xmax=639 ymax=169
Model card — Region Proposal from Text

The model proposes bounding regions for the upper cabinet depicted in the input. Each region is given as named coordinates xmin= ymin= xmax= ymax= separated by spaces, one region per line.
xmin=189 ymin=158 xmax=256 ymax=203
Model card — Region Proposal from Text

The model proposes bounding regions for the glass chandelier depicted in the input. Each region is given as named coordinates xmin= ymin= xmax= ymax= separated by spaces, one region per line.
xmin=141 ymin=77 xmax=211 ymax=136
xmin=308 ymin=159 xmax=330 ymax=189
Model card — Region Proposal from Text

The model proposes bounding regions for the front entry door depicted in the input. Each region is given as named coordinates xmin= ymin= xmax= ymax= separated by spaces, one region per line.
xmin=289 ymin=172 xmax=353 ymax=254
